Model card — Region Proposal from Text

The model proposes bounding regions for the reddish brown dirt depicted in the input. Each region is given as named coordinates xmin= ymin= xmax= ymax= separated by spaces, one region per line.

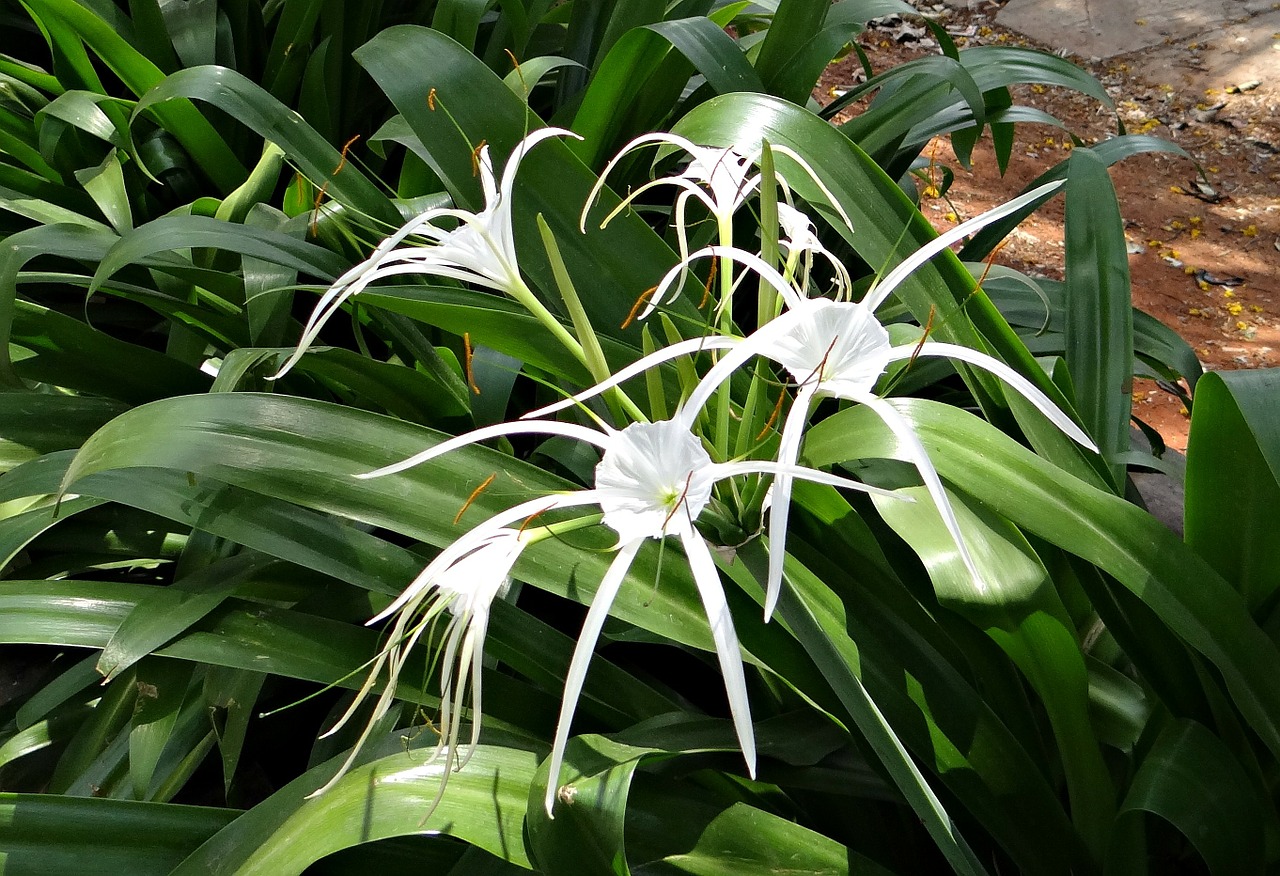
xmin=817 ymin=6 xmax=1280 ymax=452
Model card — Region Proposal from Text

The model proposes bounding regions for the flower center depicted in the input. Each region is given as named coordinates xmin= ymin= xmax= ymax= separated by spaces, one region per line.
xmin=772 ymin=299 xmax=892 ymax=395
xmin=595 ymin=421 xmax=716 ymax=542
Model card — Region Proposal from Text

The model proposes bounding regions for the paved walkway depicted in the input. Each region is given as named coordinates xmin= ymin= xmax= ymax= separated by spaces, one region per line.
xmin=942 ymin=0 xmax=1280 ymax=90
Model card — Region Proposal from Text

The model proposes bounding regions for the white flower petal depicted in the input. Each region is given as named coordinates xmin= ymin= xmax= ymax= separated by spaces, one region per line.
xmin=853 ymin=392 xmax=989 ymax=597
xmin=522 ymin=335 xmax=739 ymax=420
xmin=275 ymin=129 xmax=574 ymax=379
xmin=357 ymin=420 xmax=613 ymax=479
xmin=545 ymin=538 xmax=644 ymax=817
xmin=646 ymin=245 xmax=805 ymax=320
xmin=764 ymin=383 xmax=815 ymax=622
xmin=682 ymin=531 xmax=756 ymax=778
xmin=889 ymin=341 xmax=1097 ymax=451
xmin=863 ymin=180 xmax=1062 ymax=313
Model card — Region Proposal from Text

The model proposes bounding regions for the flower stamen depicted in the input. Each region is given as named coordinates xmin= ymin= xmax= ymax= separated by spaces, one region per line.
xmin=756 ymin=386 xmax=788 ymax=441
xmin=310 ymin=180 xmax=330 ymax=237
xmin=463 ymin=332 xmax=481 ymax=395
xmin=907 ymin=305 xmax=937 ymax=370
xmin=333 ymin=134 xmax=360 ymax=176
xmin=699 ymin=255 xmax=718 ymax=310
xmin=455 ymin=473 xmax=497 ymax=525
xmin=622 ymin=286 xmax=657 ymax=330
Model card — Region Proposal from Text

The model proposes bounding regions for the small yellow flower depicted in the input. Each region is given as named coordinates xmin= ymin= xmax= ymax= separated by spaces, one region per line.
xmin=1207 ymin=166 xmax=1219 ymax=173
xmin=1223 ymin=289 xmax=1235 ymax=298
xmin=1197 ymin=280 xmax=1211 ymax=291
xmin=1031 ymin=84 xmax=1046 ymax=94
xmin=1190 ymin=228 xmax=1201 ymax=239
xmin=1179 ymin=406 xmax=1190 ymax=418
xmin=1228 ymin=302 xmax=1243 ymax=315
xmin=1237 ymin=321 xmax=1249 ymax=331
xmin=1135 ymin=18 xmax=1147 ymax=25
xmin=1243 ymin=224 xmax=1258 ymax=237
xmin=944 ymin=211 xmax=958 ymax=222
xmin=1188 ymin=307 xmax=1202 ymax=316
xmin=1189 ymin=216 xmax=1202 ymax=226
xmin=1251 ymin=304 xmax=1265 ymax=313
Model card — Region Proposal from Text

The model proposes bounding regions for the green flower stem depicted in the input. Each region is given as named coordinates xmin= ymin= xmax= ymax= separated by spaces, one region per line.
xmin=523 ymin=512 xmax=605 ymax=546
xmin=714 ymin=214 xmax=736 ymax=460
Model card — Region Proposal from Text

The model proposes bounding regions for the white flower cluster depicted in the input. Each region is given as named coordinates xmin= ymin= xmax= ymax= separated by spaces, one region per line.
xmin=289 ymin=127 xmax=1097 ymax=814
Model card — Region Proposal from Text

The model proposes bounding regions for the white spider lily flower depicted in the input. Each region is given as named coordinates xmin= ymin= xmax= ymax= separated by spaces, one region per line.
xmin=776 ymin=202 xmax=852 ymax=300
xmin=272 ymin=127 xmax=582 ymax=379
xmin=525 ymin=181 xmax=1092 ymax=620
xmin=356 ymin=415 xmax=902 ymax=817
xmin=581 ymin=132 xmax=852 ymax=268
xmin=310 ymin=526 xmax=527 ymax=800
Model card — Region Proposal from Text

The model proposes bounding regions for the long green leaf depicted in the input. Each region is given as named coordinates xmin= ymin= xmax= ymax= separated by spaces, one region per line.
xmin=21 ymin=0 xmax=245 ymax=191
xmin=1063 ymin=149 xmax=1132 ymax=488
xmin=132 ymin=65 xmax=401 ymax=227
xmin=1186 ymin=369 xmax=1280 ymax=614
xmin=0 ymin=793 xmax=237 ymax=876
xmin=169 ymin=741 xmax=539 ymax=874
xmin=1113 ymin=719 xmax=1266 ymax=875
xmin=804 ymin=398 xmax=1280 ymax=763
xmin=872 ymin=485 xmax=1112 ymax=859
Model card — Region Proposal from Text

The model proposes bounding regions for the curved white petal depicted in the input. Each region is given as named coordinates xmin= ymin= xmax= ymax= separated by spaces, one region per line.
xmin=581 ymin=131 xmax=709 ymax=232
xmin=368 ymin=492 xmax=605 ymax=625
xmin=863 ymin=180 xmax=1063 ymax=313
xmin=647 ymin=245 xmax=804 ymax=320
xmin=599 ymin=174 xmax=719 ymax=236
xmin=853 ymin=392 xmax=989 ymax=597
xmin=522 ymin=335 xmax=740 ymax=420
xmin=544 ymin=538 xmax=644 ymax=817
xmin=766 ymin=383 xmax=815 ymax=621
xmin=357 ymin=420 xmax=613 ymax=479
xmin=770 ymin=143 xmax=854 ymax=234
xmin=713 ymin=460 xmax=908 ymax=501
xmin=675 ymin=308 xmax=808 ymax=430
xmin=498 ymin=127 xmax=581 ymax=210
xmin=888 ymin=342 xmax=1097 ymax=451
xmin=682 ymin=531 xmax=756 ymax=778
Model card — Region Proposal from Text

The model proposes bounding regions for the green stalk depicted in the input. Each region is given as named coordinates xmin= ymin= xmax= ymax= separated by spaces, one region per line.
xmin=714 ymin=213 xmax=735 ymax=460
xmin=537 ymin=214 xmax=645 ymax=423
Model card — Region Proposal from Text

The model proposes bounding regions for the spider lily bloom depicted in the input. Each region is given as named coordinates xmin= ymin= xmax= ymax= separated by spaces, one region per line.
xmin=311 ymin=526 xmax=529 ymax=800
xmin=356 ymin=416 xmax=903 ymax=816
xmin=272 ymin=127 xmax=584 ymax=379
xmin=776 ymin=202 xmax=852 ymax=301
xmin=581 ymin=132 xmax=852 ymax=271
xmin=526 ymin=181 xmax=1093 ymax=620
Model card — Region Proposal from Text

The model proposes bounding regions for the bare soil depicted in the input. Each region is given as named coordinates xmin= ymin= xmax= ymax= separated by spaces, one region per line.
xmin=817 ymin=3 xmax=1280 ymax=451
